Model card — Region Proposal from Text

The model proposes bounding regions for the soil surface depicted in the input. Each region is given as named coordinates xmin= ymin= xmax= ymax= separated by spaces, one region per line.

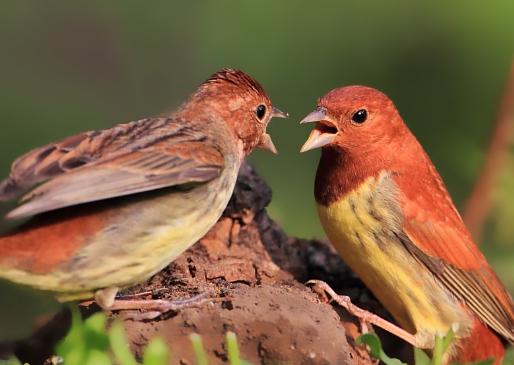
xmin=5 ymin=163 xmax=408 ymax=365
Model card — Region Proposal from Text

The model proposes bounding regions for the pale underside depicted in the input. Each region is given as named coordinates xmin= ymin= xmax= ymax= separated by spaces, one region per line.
xmin=0 ymin=162 xmax=240 ymax=302
xmin=0 ymin=116 xmax=244 ymax=303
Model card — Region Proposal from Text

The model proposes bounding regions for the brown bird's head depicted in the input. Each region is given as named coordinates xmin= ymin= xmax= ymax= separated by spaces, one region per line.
xmin=300 ymin=85 xmax=409 ymax=155
xmin=180 ymin=68 xmax=288 ymax=157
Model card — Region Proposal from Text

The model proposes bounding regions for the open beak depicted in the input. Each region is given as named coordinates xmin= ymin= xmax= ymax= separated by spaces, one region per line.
xmin=258 ymin=107 xmax=288 ymax=154
xmin=300 ymin=107 xmax=338 ymax=152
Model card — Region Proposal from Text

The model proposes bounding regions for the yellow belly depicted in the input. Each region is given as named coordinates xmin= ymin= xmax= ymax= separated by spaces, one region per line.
xmin=316 ymin=172 xmax=469 ymax=348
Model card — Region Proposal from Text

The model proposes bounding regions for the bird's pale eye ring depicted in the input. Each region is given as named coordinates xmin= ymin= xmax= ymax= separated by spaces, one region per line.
xmin=255 ymin=104 xmax=266 ymax=120
xmin=351 ymin=109 xmax=368 ymax=124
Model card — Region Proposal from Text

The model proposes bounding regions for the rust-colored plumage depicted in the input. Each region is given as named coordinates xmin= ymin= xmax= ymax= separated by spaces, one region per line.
xmin=301 ymin=86 xmax=514 ymax=364
xmin=0 ymin=68 xmax=287 ymax=310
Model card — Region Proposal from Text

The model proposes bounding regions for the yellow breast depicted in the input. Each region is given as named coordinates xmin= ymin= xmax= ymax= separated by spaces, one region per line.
xmin=316 ymin=172 xmax=469 ymax=348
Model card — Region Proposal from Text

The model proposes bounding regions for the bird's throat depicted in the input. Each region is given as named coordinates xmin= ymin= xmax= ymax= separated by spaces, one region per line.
xmin=315 ymin=147 xmax=377 ymax=207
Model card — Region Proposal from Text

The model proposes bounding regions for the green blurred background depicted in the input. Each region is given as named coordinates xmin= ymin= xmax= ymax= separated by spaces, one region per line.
xmin=1 ymin=0 xmax=514 ymax=311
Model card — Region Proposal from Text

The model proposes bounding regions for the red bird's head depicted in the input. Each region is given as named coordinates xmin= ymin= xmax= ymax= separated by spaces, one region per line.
xmin=300 ymin=85 xmax=427 ymax=206
xmin=300 ymin=85 xmax=411 ymax=156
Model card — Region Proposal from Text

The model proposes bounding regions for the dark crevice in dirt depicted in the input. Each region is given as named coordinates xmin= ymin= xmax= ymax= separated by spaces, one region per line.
xmin=1 ymin=162 xmax=408 ymax=365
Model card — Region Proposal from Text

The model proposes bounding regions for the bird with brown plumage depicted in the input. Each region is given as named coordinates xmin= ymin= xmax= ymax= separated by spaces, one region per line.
xmin=0 ymin=68 xmax=287 ymax=314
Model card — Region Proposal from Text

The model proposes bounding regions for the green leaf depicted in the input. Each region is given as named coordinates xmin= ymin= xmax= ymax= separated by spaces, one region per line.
xmin=55 ymin=306 xmax=87 ymax=365
xmin=356 ymin=333 xmax=382 ymax=358
xmin=142 ymin=337 xmax=170 ymax=365
xmin=431 ymin=326 xmax=458 ymax=365
xmin=84 ymin=348 xmax=112 ymax=365
xmin=84 ymin=312 xmax=107 ymax=333
xmin=3 ymin=356 xmax=27 ymax=365
xmin=84 ymin=313 xmax=110 ymax=353
xmin=356 ymin=334 xmax=407 ymax=365
xmin=0 ymin=359 xmax=17 ymax=365
xmin=190 ymin=333 xmax=208 ymax=365
xmin=226 ymin=332 xmax=241 ymax=365
xmin=440 ymin=330 xmax=455 ymax=354
xmin=414 ymin=347 xmax=430 ymax=365
xmin=431 ymin=331 xmax=444 ymax=365
xmin=109 ymin=319 xmax=138 ymax=365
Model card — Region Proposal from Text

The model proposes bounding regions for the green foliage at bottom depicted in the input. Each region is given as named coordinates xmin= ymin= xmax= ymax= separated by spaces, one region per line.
xmin=357 ymin=329 xmax=495 ymax=365
xmin=52 ymin=307 xmax=251 ymax=365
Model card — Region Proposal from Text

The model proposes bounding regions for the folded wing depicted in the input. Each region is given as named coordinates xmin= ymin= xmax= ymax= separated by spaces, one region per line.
xmin=393 ymin=171 xmax=514 ymax=344
xmin=0 ymin=117 xmax=225 ymax=219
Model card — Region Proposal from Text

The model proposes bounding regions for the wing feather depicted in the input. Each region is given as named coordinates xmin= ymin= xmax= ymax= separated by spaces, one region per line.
xmin=1 ymin=117 xmax=225 ymax=219
xmin=393 ymin=171 xmax=514 ymax=344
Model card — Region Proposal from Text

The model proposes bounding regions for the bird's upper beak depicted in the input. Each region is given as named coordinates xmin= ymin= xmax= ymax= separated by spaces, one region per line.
xmin=272 ymin=107 xmax=289 ymax=119
xmin=300 ymin=107 xmax=338 ymax=152
xmin=258 ymin=107 xmax=288 ymax=154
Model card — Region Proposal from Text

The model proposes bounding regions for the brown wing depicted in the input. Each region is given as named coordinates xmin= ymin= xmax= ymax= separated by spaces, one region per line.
xmin=0 ymin=132 xmax=93 ymax=200
xmin=1 ymin=117 xmax=225 ymax=219
xmin=392 ymin=171 xmax=514 ymax=344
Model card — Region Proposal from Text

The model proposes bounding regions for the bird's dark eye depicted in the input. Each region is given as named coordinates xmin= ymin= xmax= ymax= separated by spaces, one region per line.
xmin=256 ymin=105 xmax=266 ymax=120
xmin=352 ymin=109 xmax=368 ymax=124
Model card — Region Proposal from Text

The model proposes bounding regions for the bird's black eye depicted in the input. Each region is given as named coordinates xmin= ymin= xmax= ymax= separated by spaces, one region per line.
xmin=352 ymin=109 xmax=368 ymax=124
xmin=256 ymin=105 xmax=266 ymax=120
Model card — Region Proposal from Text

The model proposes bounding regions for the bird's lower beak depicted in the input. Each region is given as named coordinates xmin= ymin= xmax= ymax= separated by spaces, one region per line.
xmin=300 ymin=108 xmax=337 ymax=152
xmin=272 ymin=107 xmax=289 ymax=119
xmin=257 ymin=107 xmax=287 ymax=154
xmin=258 ymin=133 xmax=278 ymax=154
